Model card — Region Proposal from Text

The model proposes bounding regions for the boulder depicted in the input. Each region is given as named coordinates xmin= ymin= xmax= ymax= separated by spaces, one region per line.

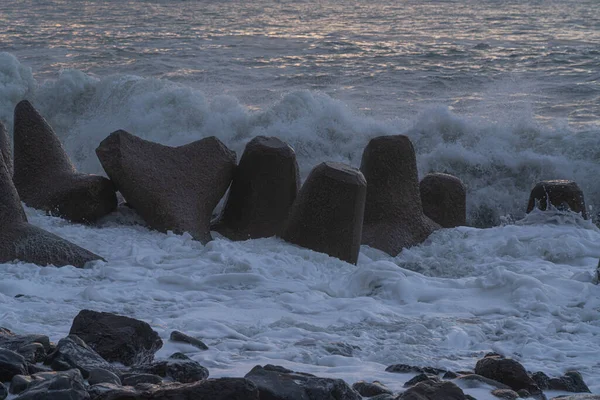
xmin=420 ymin=173 xmax=466 ymax=228
xmin=398 ymin=380 xmax=467 ymax=400
xmin=96 ymin=130 xmax=236 ymax=243
xmin=0 ymin=348 xmax=28 ymax=382
xmin=245 ymin=364 xmax=361 ymax=400
xmin=13 ymin=369 xmax=89 ymax=400
xmin=0 ymin=382 xmax=6 ymax=400
xmin=548 ymin=371 xmax=590 ymax=393
xmin=213 ymin=136 xmax=300 ymax=240
xmin=169 ymin=331 xmax=208 ymax=350
xmin=281 ymin=162 xmax=366 ymax=264
xmin=0 ymin=328 xmax=51 ymax=363
xmin=404 ymin=374 xmax=439 ymax=388
xmin=13 ymin=100 xmax=117 ymax=223
xmin=526 ymin=180 xmax=587 ymax=218
xmin=45 ymin=335 xmax=118 ymax=377
xmin=88 ymin=378 xmax=259 ymax=400
xmin=474 ymin=355 xmax=540 ymax=394
xmin=0 ymin=121 xmax=12 ymax=177
xmin=121 ymin=373 xmax=163 ymax=386
xmin=352 ymin=381 xmax=393 ymax=397
xmin=360 ymin=135 xmax=440 ymax=256
xmin=0 ymin=142 xmax=103 ymax=267
xmin=491 ymin=389 xmax=519 ymax=399
xmin=87 ymin=368 xmax=122 ymax=386
xmin=132 ymin=355 xmax=209 ymax=383
xmin=69 ymin=309 xmax=163 ymax=366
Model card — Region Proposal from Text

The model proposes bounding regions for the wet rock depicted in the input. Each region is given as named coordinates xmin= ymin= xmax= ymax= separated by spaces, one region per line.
xmin=121 ymin=373 xmax=163 ymax=386
xmin=45 ymin=335 xmax=118 ymax=377
xmin=385 ymin=364 xmax=445 ymax=375
xmin=0 ymin=348 xmax=28 ymax=382
xmin=474 ymin=356 xmax=540 ymax=393
xmin=360 ymin=135 xmax=440 ymax=256
xmin=0 ymin=121 xmax=12 ymax=177
xmin=245 ymin=364 xmax=361 ymax=400
xmin=443 ymin=371 xmax=458 ymax=379
xmin=517 ymin=389 xmax=531 ymax=398
xmin=398 ymin=379 xmax=467 ymax=400
xmin=89 ymin=378 xmax=259 ymax=400
xmin=0 ymin=151 xmax=103 ymax=267
xmin=96 ymin=130 xmax=236 ymax=243
xmin=549 ymin=396 xmax=600 ymax=400
xmin=0 ymin=382 xmax=6 ymax=400
xmin=369 ymin=395 xmax=396 ymax=400
xmin=132 ymin=357 xmax=209 ymax=383
xmin=14 ymin=369 xmax=89 ymax=400
xmin=420 ymin=173 xmax=466 ymax=228
xmin=213 ymin=136 xmax=300 ymax=240
xmin=455 ymin=374 xmax=512 ymax=390
xmin=87 ymin=368 xmax=121 ymax=386
xmin=169 ymin=331 xmax=208 ymax=351
xmin=491 ymin=388 xmax=519 ymax=399
xmin=69 ymin=309 xmax=163 ymax=366
xmin=548 ymin=371 xmax=590 ymax=393
xmin=0 ymin=328 xmax=51 ymax=363
xmin=352 ymin=381 xmax=393 ymax=397
xmin=323 ymin=342 xmax=360 ymax=357
xmin=404 ymin=374 xmax=439 ymax=388
xmin=532 ymin=371 xmax=550 ymax=390
xmin=526 ymin=180 xmax=587 ymax=218
xmin=13 ymin=100 xmax=117 ymax=223
xmin=281 ymin=162 xmax=366 ymax=264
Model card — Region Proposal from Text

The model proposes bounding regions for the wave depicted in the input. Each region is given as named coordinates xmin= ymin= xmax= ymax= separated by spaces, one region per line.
xmin=2 ymin=52 xmax=599 ymax=227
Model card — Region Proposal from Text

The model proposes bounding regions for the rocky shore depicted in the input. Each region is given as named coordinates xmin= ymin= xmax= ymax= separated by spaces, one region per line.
xmin=0 ymin=310 xmax=595 ymax=400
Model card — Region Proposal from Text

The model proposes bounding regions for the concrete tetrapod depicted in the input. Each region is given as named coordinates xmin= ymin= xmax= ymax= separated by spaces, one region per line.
xmin=420 ymin=172 xmax=467 ymax=228
xmin=526 ymin=180 xmax=587 ymax=219
xmin=0 ymin=149 xmax=103 ymax=267
xmin=281 ymin=162 xmax=366 ymax=265
xmin=13 ymin=100 xmax=117 ymax=223
xmin=213 ymin=136 xmax=300 ymax=240
xmin=360 ymin=135 xmax=440 ymax=256
xmin=96 ymin=130 xmax=236 ymax=243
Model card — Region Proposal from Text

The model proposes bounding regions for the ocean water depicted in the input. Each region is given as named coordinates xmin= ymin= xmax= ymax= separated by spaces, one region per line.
xmin=0 ymin=0 xmax=599 ymax=398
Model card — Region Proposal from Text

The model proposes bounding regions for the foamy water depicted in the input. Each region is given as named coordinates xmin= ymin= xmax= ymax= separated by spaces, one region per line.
xmin=0 ymin=0 xmax=599 ymax=398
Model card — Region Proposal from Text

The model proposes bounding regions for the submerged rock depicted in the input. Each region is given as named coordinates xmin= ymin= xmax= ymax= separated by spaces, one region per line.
xmin=360 ymin=135 xmax=440 ymax=256
xmin=70 ymin=309 xmax=163 ymax=367
xmin=169 ymin=331 xmax=208 ymax=351
xmin=13 ymin=100 xmax=117 ymax=223
xmin=96 ymin=130 xmax=236 ymax=243
xmin=526 ymin=180 xmax=587 ymax=219
xmin=281 ymin=162 xmax=366 ymax=264
xmin=420 ymin=172 xmax=466 ymax=228
xmin=213 ymin=136 xmax=300 ymax=240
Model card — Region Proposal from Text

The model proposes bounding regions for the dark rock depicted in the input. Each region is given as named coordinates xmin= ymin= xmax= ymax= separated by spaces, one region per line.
xmin=474 ymin=356 xmax=540 ymax=393
xmin=45 ymin=335 xmax=118 ymax=377
xmin=549 ymin=396 xmax=600 ymax=400
xmin=69 ymin=309 xmax=163 ymax=366
xmin=404 ymin=374 xmax=439 ymax=388
xmin=0 ymin=121 xmax=12 ymax=178
xmin=281 ymin=162 xmax=366 ymax=264
xmin=352 ymin=381 xmax=393 ymax=397
xmin=26 ymin=363 xmax=52 ymax=374
xmin=548 ymin=371 xmax=590 ymax=393
xmin=0 ymin=328 xmax=51 ymax=363
xmin=532 ymin=371 xmax=550 ymax=390
xmin=323 ymin=342 xmax=360 ymax=357
xmin=245 ymin=364 xmax=361 ymax=400
xmin=385 ymin=364 xmax=445 ymax=375
xmin=455 ymin=374 xmax=512 ymax=390
xmin=213 ymin=136 xmax=300 ymax=240
xmin=0 ymin=151 xmax=103 ymax=267
xmin=121 ymin=373 xmax=163 ymax=386
xmin=0 ymin=382 xmax=6 ymax=400
xmin=169 ymin=331 xmax=208 ymax=351
xmin=369 ymin=395 xmax=396 ymax=400
xmin=420 ymin=173 xmax=466 ymax=228
xmin=13 ymin=369 xmax=89 ymax=400
xmin=89 ymin=378 xmax=259 ymax=400
xmin=360 ymin=135 xmax=440 ymax=256
xmin=132 ymin=358 xmax=208 ymax=383
xmin=398 ymin=380 xmax=467 ymax=400
xmin=168 ymin=352 xmax=190 ymax=360
xmin=11 ymin=374 xmax=36 ymax=394
xmin=96 ymin=130 xmax=236 ymax=243
xmin=526 ymin=180 xmax=587 ymax=218
xmin=517 ymin=389 xmax=531 ymax=398
xmin=13 ymin=100 xmax=117 ymax=223
xmin=87 ymin=368 xmax=121 ymax=386
xmin=0 ymin=348 xmax=28 ymax=382
xmin=443 ymin=371 xmax=458 ymax=379
xmin=491 ymin=388 xmax=519 ymax=399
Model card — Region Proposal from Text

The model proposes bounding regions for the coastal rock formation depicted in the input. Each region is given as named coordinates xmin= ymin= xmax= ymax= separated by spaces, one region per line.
xmin=420 ymin=172 xmax=467 ymax=228
xmin=0 ymin=121 xmax=13 ymax=177
xmin=45 ymin=335 xmax=119 ymax=376
xmin=0 ymin=328 xmax=51 ymax=364
xmin=11 ymin=369 xmax=89 ymax=400
xmin=360 ymin=135 xmax=440 ymax=256
xmin=132 ymin=354 xmax=209 ymax=384
xmin=213 ymin=136 xmax=300 ymax=240
xmin=96 ymin=130 xmax=236 ymax=243
xmin=70 ymin=310 xmax=163 ymax=367
xmin=0 ymin=348 xmax=28 ymax=382
xmin=474 ymin=355 xmax=540 ymax=394
xmin=13 ymin=100 xmax=117 ymax=223
xmin=0 ymin=150 xmax=103 ymax=267
xmin=526 ymin=180 xmax=587 ymax=218
xmin=281 ymin=162 xmax=366 ymax=265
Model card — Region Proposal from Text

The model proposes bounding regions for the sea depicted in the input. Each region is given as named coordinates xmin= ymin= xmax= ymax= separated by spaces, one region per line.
xmin=0 ymin=0 xmax=599 ymax=398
